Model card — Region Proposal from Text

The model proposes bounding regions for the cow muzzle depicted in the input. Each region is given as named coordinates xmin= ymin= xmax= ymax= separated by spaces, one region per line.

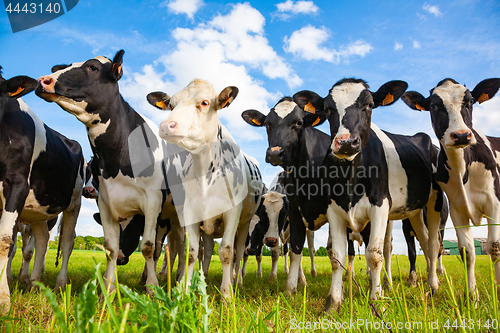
xmin=245 ymin=246 xmax=258 ymax=256
xmin=450 ymin=130 xmax=473 ymax=147
xmin=37 ymin=76 xmax=56 ymax=94
xmin=82 ymin=186 xmax=98 ymax=199
xmin=266 ymin=146 xmax=284 ymax=166
xmin=264 ymin=237 xmax=278 ymax=248
xmin=332 ymin=134 xmax=361 ymax=158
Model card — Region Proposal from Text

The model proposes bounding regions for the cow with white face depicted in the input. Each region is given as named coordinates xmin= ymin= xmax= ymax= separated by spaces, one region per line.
xmin=402 ymin=78 xmax=500 ymax=299
xmin=0 ymin=70 xmax=84 ymax=310
xmin=36 ymin=50 xmax=183 ymax=295
xmin=291 ymin=78 xmax=444 ymax=311
xmin=147 ymin=79 xmax=263 ymax=299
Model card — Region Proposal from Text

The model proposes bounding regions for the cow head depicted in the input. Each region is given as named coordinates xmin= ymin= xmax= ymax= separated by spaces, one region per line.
xmin=402 ymin=78 xmax=500 ymax=148
xmin=147 ymin=79 xmax=238 ymax=152
xmin=293 ymin=79 xmax=408 ymax=161
xmin=242 ymin=97 xmax=325 ymax=166
xmin=82 ymin=157 xmax=99 ymax=199
xmin=36 ymin=50 xmax=125 ymax=129
xmin=245 ymin=214 xmax=266 ymax=256
xmin=261 ymin=191 xmax=287 ymax=247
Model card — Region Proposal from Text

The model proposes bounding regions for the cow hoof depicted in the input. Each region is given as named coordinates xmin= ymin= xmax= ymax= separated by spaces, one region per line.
xmin=0 ymin=298 xmax=11 ymax=314
xmin=285 ymin=282 xmax=297 ymax=295
xmin=311 ymin=270 xmax=317 ymax=278
xmin=408 ymin=271 xmax=417 ymax=288
xmin=383 ymin=276 xmax=392 ymax=289
xmin=269 ymin=273 xmax=277 ymax=282
xmin=298 ymin=276 xmax=307 ymax=287
xmin=437 ymin=267 xmax=445 ymax=276
xmin=322 ymin=294 xmax=342 ymax=313
xmin=256 ymin=271 xmax=262 ymax=278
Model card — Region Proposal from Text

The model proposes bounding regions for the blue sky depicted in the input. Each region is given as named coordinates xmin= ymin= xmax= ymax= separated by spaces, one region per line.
xmin=1 ymin=0 xmax=500 ymax=254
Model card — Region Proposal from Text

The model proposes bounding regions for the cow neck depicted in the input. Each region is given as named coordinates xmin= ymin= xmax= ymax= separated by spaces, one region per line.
xmin=89 ymin=95 xmax=142 ymax=179
xmin=288 ymin=126 xmax=331 ymax=171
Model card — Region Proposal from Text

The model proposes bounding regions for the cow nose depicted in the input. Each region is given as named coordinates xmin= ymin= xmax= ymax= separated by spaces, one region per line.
xmin=333 ymin=135 xmax=361 ymax=155
xmin=264 ymin=237 xmax=278 ymax=247
xmin=38 ymin=76 xmax=55 ymax=93
xmin=451 ymin=131 xmax=472 ymax=146
xmin=265 ymin=146 xmax=284 ymax=166
xmin=245 ymin=247 xmax=257 ymax=256
xmin=82 ymin=187 xmax=97 ymax=199
xmin=159 ymin=121 xmax=178 ymax=137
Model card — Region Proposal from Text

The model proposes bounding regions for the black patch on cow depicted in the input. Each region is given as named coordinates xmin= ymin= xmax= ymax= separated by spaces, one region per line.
xmin=428 ymin=94 xmax=449 ymax=141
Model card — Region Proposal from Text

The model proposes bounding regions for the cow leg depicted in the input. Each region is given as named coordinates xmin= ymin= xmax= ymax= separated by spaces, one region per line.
xmin=29 ymin=221 xmax=50 ymax=288
xmin=306 ymin=230 xmax=316 ymax=277
xmin=407 ymin=211 xmax=432 ymax=287
xmin=233 ymin=221 xmax=249 ymax=288
xmin=202 ymin=231 xmax=214 ymax=277
xmin=7 ymin=223 xmax=18 ymax=287
xmin=383 ymin=220 xmax=394 ymax=288
xmin=184 ymin=222 xmax=201 ymax=288
xmin=324 ymin=208 xmax=347 ymax=312
xmin=241 ymin=253 xmax=248 ymax=278
xmin=0 ymin=180 xmax=30 ymax=310
xmin=365 ymin=206 xmax=390 ymax=303
xmin=402 ymin=219 xmax=417 ymax=287
xmin=269 ymin=245 xmax=279 ymax=281
xmin=256 ymin=250 xmax=262 ymax=277
xmin=285 ymin=208 xmax=306 ymax=294
xmin=18 ymin=225 xmax=34 ymax=285
xmin=451 ymin=207 xmax=476 ymax=299
xmin=425 ymin=194 xmax=443 ymax=294
xmin=346 ymin=230 xmax=355 ymax=280
xmin=160 ymin=233 xmax=176 ymax=279
xmin=283 ymin=243 xmax=289 ymax=274
xmin=486 ymin=212 xmax=500 ymax=300
xmin=140 ymin=205 xmax=162 ymax=296
xmin=54 ymin=201 xmax=79 ymax=292
xmin=218 ymin=215 xmax=239 ymax=299
xmin=99 ymin=202 xmax=120 ymax=292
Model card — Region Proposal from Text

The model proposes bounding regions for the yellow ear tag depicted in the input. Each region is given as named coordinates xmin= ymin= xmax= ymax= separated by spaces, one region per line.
xmin=221 ymin=99 xmax=229 ymax=109
xmin=156 ymin=100 xmax=167 ymax=109
xmin=252 ymin=118 xmax=261 ymax=126
xmin=10 ymin=87 xmax=25 ymax=97
xmin=478 ymin=92 xmax=489 ymax=104
xmin=312 ymin=117 xmax=321 ymax=127
xmin=382 ymin=93 xmax=394 ymax=106
xmin=415 ymin=103 xmax=425 ymax=111
xmin=117 ymin=63 xmax=123 ymax=74
xmin=304 ymin=102 xmax=315 ymax=114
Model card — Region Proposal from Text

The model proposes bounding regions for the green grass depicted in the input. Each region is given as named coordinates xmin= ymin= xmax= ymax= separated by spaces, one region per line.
xmin=2 ymin=249 xmax=500 ymax=332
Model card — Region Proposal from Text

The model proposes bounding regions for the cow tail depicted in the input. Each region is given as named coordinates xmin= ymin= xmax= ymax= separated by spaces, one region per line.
xmin=55 ymin=219 xmax=63 ymax=267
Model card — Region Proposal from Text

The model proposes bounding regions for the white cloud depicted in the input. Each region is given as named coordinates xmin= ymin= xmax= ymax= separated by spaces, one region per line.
xmin=163 ymin=0 xmax=203 ymax=19
xmin=413 ymin=40 xmax=421 ymax=49
xmin=274 ymin=0 xmax=319 ymax=20
xmin=423 ymin=3 xmax=442 ymax=17
xmin=472 ymin=95 xmax=500 ymax=137
xmin=120 ymin=3 xmax=296 ymax=142
xmin=395 ymin=42 xmax=403 ymax=50
xmin=284 ymin=25 xmax=372 ymax=63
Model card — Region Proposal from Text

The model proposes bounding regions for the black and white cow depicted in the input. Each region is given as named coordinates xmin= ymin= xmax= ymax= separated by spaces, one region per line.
xmin=402 ymin=78 xmax=500 ymax=299
xmin=243 ymin=79 xmax=443 ymax=311
xmin=147 ymin=78 xmax=263 ymax=299
xmin=36 ymin=50 xmax=182 ymax=294
xmin=0 ymin=71 xmax=84 ymax=309
xmin=290 ymin=79 xmax=445 ymax=311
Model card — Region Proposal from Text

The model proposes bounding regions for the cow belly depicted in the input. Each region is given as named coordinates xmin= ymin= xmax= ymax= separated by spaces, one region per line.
xmin=19 ymin=190 xmax=59 ymax=222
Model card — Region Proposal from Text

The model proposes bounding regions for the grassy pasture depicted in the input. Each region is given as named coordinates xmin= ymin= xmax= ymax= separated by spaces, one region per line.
xmin=2 ymin=249 xmax=500 ymax=332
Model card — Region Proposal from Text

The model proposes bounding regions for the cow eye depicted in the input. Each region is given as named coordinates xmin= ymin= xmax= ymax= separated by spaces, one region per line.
xmin=89 ymin=65 xmax=98 ymax=72
xmin=430 ymin=104 xmax=437 ymax=112
xmin=201 ymin=100 xmax=209 ymax=106
xmin=296 ymin=120 xmax=303 ymax=126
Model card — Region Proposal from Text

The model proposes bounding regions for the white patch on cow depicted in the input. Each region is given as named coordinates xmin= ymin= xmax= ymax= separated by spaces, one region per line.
xmin=95 ymin=56 xmax=111 ymax=64
xmin=248 ymin=214 xmax=260 ymax=236
xmin=274 ymin=100 xmax=297 ymax=119
xmin=329 ymin=82 xmax=367 ymax=139
xmin=20 ymin=189 xmax=57 ymax=222
xmin=370 ymin=123 xmax=409 ymax=216
xmin=262 ymin=191 xmax=284 ymax=241
xmin=17 ymin=99 xmax=47 ymax=170
xmin=88 ymin=119 xmax=111 ymax=146
xmin=48 ymin=61 xmax=84 ymax=83
xmin=433 ymin=80 xmax=476 ymax=147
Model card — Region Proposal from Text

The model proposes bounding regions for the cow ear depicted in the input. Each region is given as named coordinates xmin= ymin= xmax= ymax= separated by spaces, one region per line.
xmin=293 ymin=90 xmax=324 ymax=114
xmin=110 ymin=49 xmax=125 ymax=81
xmin=0 ymin=75 xmax=38 ymax=98
xmin=147 ymin=91 xmax=171 ymax=110
xmin=51 ymin=64 xmax=69 ymax=73
xmin=471 ymin=78 xmax=500 ymax=104
xmin=242 ymin=109 xmax=266 ymax=127
xmin=402 ymin=91 xmax=429 ymax=111
xmin=218 ymin=86 xmax=238 ymax=109
xmin=372 ymin=80 xmax=408 ymax=108
xmin=303 ymin=112 xmax=326 ymax=128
